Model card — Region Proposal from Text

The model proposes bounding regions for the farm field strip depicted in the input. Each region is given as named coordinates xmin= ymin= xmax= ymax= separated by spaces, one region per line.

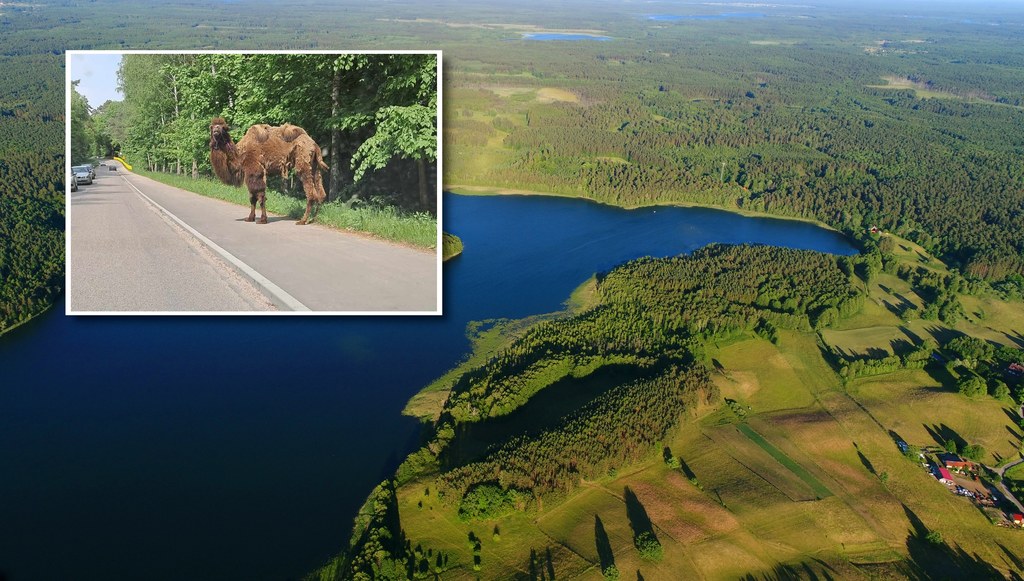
xmin=735 ymin=422 xmax=834 ymax=499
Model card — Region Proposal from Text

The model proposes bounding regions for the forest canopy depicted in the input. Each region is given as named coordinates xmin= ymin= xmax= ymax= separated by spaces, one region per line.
xmin=87 ymin=52 xmax=439 ymax=211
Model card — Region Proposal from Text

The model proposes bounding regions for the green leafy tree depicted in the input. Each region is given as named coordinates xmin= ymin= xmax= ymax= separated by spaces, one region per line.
xmin=961 ymin=444 xmax=985 ymax=462
xmin=635 ymin=531 xmax=663 ymax=561
xmin=957 ymin=375 xmax=987 ymax=398
xmin=69 ymin=82 xmax=93 ymax=165
xmin=335 ymin=54 xmax=438 ymax=208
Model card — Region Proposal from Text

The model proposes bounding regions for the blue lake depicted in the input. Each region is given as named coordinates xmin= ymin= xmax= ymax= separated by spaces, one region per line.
xmin=647 ymin=12 xmax=765 ymax=21
xmin=0 ymin=192 xmax=855 ymax=581
xmin=521 ymin=33 xmax=612 ymax=41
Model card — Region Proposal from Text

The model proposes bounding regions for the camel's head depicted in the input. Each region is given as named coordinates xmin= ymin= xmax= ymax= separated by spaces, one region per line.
xmin=209 ymin=118 xmax=235 ymax=152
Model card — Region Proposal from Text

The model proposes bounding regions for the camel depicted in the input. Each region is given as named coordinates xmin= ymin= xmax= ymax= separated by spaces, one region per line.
xmin=208 ymin=117 xmax=328 ymax=225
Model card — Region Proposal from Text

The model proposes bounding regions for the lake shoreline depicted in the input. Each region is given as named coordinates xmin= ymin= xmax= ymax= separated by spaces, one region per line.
xmin=0 ymin=302 xmax=55 ymax=339
xmin=445 ymin=184 xmax=849 ymax=235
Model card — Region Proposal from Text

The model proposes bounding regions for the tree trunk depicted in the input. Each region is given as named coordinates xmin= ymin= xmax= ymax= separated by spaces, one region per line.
xmin=329 ymin=67 xmax=341 ymax=202
xmin=192 ymin=158 xmax=198 ymax=179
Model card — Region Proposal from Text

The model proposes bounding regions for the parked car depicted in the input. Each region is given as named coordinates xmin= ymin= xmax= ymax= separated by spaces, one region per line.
xmin=72 ymin=165 xmax=93 ymax=185
xmin=70 ymin=173 xmax=78 ymax=192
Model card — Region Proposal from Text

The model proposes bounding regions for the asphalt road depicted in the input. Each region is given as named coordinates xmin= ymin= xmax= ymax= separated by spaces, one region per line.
xmin=68 ymin=168 xmax=438 ymax=313
xmin=985 ymin=404 xmax=1024 ymax=514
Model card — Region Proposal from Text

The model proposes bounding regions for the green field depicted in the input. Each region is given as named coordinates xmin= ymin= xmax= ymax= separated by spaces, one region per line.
xmin=735 ymin=423 xmax=833 ymax=499
xmin=336 ymin=243 xmax=1024 ymax=579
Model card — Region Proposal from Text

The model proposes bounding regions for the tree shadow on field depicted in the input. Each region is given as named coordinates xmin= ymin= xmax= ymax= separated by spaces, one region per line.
xmin=854 ymin=442 xmax=877 ymax=476
xmin=899 ymin=325 xmax=926 ymax=345
xmin=997 ymin=543 xmax=1024 ymax=579
xmin=594 ymin=515 xmax=615 ymax=573
xmin=738 ymin=562 xmax=833 ymax=581
xmin=866 ymin=347 xmax=890 ymax=359
xmin=890 ymin=337 xmax=914 ymax=357
xmin=923 ymin=362 xmax=959 ymax=393
xmin=623 ymin=487 xmax=657 ymax=546
xmin=923 ymin=423 xmax=965 ymax=451
xmin=663 ymin=446 xmax=698 ymax=480
xmin=902 ymin=503 xmax=1005 ymax=580
xmin=527 ymin=548 xmax=557 ymax=581
xmin=1006 ymin=424 xmax=1022 ymax=441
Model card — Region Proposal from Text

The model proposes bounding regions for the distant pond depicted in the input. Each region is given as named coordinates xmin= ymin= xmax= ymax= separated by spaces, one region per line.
xmin=0 ymin=192 xmax=855 ymax=581
xmin=521 ymin=32 xmax=612 ymax=41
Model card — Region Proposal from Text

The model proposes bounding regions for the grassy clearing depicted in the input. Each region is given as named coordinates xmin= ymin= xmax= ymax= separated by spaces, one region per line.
xmin=1006 ymin=463 xmax=1024 ymax=481
xmin=821 ymin=325 xmax=915 ymax=358
xmin=705 ymin=423 xmax=820 ymax=502
xmin=135 ymin=170 xmax=437 ymax=249
xmin=536 ymin=88 xmax=578 ymax=103
xmin=851 ymin=369 xmax=1019 ymax=464
xmin=736 ymin=423 xmax=833 ymax=499
xmin=866 ymin=76 xmax=964 ymax=100
xmin=397 ymin=478 xmax=589 ymax=579
xmin=710 ymin=335 xmax=817 ymax=412
xmin=824 ymin=233 xmax=1024 ymax=355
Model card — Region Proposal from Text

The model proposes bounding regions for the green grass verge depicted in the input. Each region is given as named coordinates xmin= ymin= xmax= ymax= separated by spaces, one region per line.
xmin=735 ymin=422 xmax=834 ymax=499
xmin=136 ymin=169 xmax=437 ymax=249
xmin=1006 ymin=463 xmax=1024 ymax=482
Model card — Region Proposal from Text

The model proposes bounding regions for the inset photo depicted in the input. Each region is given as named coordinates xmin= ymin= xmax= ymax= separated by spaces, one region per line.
xmin=66 ymin=50 xmax=441 ymax=315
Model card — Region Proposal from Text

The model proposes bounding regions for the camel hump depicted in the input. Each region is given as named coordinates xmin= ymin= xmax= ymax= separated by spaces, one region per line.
xmin=277 ymin=124 xmax=307 ymax=142
xmin=246 ymin=124 xmax=273 ymax=143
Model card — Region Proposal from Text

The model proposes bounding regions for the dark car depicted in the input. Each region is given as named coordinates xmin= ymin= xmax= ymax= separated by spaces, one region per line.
xmin=72 ymin=165 xmax=93 ymax=185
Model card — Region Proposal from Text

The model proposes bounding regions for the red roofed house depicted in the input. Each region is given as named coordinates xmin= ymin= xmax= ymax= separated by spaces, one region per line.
xmin=1012 ymin=513 xmax=1024 ymax=527
xmin=938 ymin=453 xmax=972 ymax=471
xmin=937 ymin=467 xmax=955 ymax=485
xmin=1008 ymin=363 xmax=1024 ymax=376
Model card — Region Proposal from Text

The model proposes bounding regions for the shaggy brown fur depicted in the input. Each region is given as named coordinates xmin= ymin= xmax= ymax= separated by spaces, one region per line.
xmin=209 ymin=117 xmax=328 ymax=225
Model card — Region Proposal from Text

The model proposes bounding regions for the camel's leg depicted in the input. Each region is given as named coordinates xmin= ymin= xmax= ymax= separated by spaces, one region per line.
xmin=297 ymin=198 xmax=312 ymax=225
xmin=245 ymin=168 xmax=268 ymax=224
xmin=296 ymin=162 xmax=324 ymax=225
xmin=245 ymin=190 xmax=257 ymax=222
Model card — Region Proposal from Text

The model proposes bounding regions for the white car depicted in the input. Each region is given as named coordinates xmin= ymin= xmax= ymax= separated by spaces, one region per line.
xmin=72 ymin=165 xmax=93 ymax=185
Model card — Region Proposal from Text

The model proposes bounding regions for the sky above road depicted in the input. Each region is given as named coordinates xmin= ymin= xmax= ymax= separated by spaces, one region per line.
xmin=68 ymin=52 xmax=123 ymax=108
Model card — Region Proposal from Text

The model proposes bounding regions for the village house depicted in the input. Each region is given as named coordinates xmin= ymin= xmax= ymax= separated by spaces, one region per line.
xmin=937 ymin=453 xmax=973 ymax=471
xmin=1012 ymin=513 xmax=1024 ymax=527
xmin=937 ymin=467 xmax=956 ymax=485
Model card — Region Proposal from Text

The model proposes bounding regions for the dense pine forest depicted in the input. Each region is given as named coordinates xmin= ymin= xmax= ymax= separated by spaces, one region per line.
xmin=0 ymin=51 xmax=64 ymax=332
